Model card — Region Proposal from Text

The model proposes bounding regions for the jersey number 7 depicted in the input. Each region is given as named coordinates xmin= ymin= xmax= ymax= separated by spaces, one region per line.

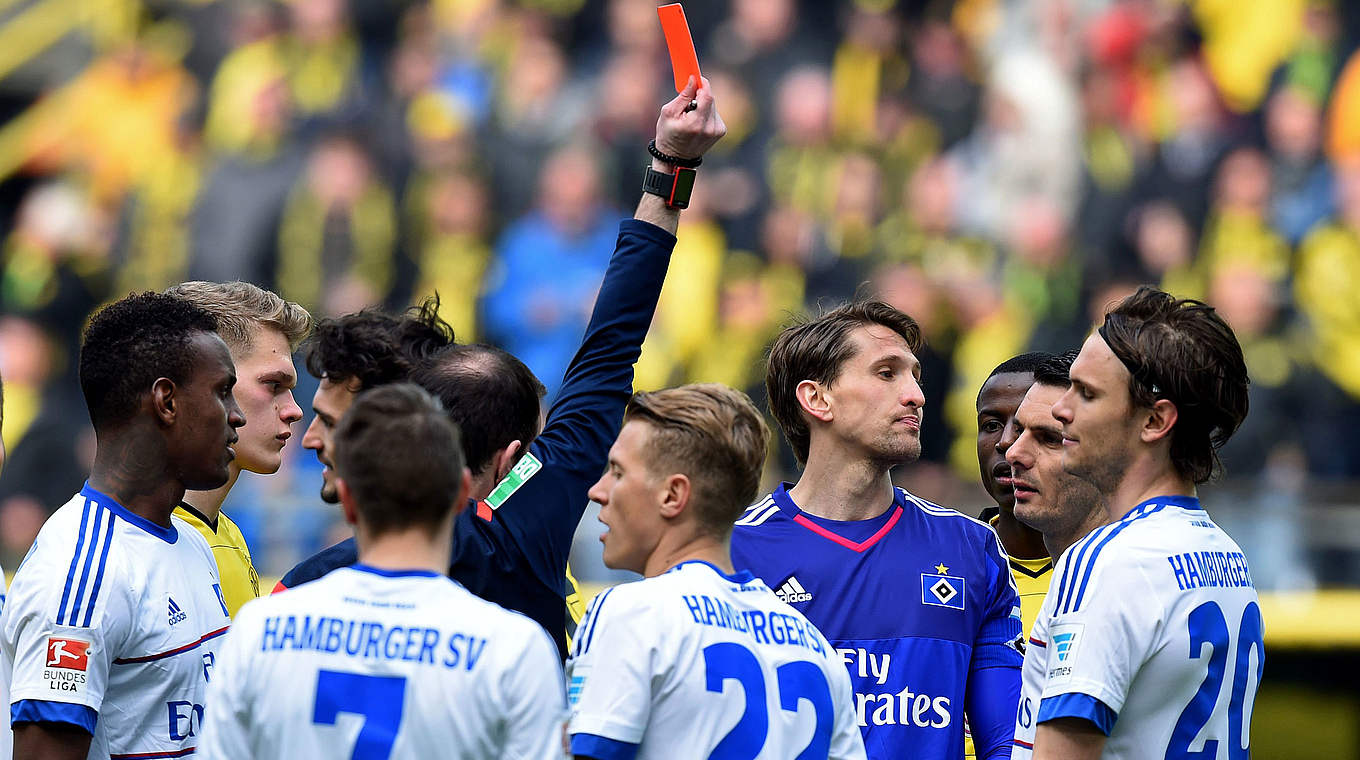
xmin=313 ymin=670 xmax=408 ymax=760
xmin=704 ymin=642 xmax=834 ymax=760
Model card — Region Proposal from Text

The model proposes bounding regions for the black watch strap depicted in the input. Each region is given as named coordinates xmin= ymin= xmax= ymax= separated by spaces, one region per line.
xmin=642 ymin=165 xmax=696 ymax=209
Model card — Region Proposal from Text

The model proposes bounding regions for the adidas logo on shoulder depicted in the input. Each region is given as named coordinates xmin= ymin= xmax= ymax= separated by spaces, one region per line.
xmin=168 ymin=597 xmax=187 ymax=626
xmin=774 ymin=576 xmax=813 ymax=604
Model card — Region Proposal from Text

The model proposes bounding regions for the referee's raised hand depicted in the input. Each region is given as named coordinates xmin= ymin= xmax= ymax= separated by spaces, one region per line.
xmin=654 ymin=75 xmax=725 ymax=161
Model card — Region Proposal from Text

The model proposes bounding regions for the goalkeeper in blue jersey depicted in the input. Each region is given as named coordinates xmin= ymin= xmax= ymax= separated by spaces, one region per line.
xmin=731 ymin=301 xmax=1022 ymax=760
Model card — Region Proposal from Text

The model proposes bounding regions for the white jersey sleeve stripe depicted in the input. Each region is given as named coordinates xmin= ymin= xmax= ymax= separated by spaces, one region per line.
xmin=735 ymin=500 xmax=778 ymax=526
xmin=55 ymin=498 xmax=95 ymax=625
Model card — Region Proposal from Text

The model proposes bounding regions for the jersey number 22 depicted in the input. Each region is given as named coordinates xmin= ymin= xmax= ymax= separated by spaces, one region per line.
xmin=704 ymin=642 xmax=833 ymax=760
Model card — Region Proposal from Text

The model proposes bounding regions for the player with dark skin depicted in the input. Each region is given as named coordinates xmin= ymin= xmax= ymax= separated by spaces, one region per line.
xmin=976 ymin=356 xmax=1049 ymax=561
xmin=15 ymin=304 xmax=246 ymax=760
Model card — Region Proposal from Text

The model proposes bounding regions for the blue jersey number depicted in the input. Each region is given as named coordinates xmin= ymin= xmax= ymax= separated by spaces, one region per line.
xmin=703 ymin=642 xmax=833 ymax=760
xmin=313 ymin=670 xmax=407 ymax=760
xmin=1167 ymin=601 xmax=1264 ymax=760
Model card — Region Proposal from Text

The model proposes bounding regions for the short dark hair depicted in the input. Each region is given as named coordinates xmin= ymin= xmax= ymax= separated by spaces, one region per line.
xmin=625 ymin=384 xmax=770 ymax=538
xmin=304 ymin=298 xmax=454 ymax=391
xmin=1098 ymin=286 xmax=1249 ymax=484
xmin=409 ymin=344 xmax=546 ymax=475
xmin=332 ymin=383 xmax=465 ymax=535
xmin=978 ymin=351 xmax=1053 ymax=405
xmin=766 ymin=301 xmax=923 ymax=465
xmin=1032 ymin=351 xmax=1078 ymax=389
xmin=79 ymin=292 xmax=220 ymax=428
xmin=988 ymin=352 xmax=1051 ymax=380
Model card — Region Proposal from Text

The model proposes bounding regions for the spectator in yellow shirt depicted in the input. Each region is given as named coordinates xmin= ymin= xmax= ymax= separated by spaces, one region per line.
xmin=165 ymin=282 xmax=312 ymax=615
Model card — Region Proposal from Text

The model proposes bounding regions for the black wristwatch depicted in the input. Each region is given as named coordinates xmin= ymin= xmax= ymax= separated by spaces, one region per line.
xmin=642 ymin=165 xmax=697 ymax=209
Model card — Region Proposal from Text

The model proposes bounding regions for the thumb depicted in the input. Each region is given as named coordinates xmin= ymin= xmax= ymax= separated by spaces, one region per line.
xmin=679 ymin=75 xmax=697 ymax=100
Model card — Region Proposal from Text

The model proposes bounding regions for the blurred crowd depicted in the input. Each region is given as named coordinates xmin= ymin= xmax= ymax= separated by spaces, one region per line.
xmin=3 ymin=0 xmax=1360 ymax=580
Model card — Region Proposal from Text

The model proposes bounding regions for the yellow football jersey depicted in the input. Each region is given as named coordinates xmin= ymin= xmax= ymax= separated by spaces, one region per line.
xmin=174 ymin=504 xmax=260 ymax=617
xmin=966 ymin=517 xmax=1055 ymax=758
xmin=565 ymin=563 xmax=586 ymax=649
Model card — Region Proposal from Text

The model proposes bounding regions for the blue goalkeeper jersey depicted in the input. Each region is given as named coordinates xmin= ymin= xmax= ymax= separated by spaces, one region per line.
xmin=731 ymin=484 xmax=1023 ymax=760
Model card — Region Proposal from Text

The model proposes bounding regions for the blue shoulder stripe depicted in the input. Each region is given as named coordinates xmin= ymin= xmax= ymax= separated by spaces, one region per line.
xmin=56 ymin=499 xmax=93 ymax=625
xmin=1053 ymin=522 xmax=1109 ymax=615
xmin=579 ymin=588 xmax=615 ymax=656
xmin=68 ymin=505 xmax=106 ymax=626
xmin=81 ymin=514 xmax=118 ymax=627
xmin=1065 ymin=504 xmax=1168 ymax=613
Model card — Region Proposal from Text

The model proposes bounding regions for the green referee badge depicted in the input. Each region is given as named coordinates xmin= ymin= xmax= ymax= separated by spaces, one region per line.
xmin=484 ymin=452 xmax=543 ymax=511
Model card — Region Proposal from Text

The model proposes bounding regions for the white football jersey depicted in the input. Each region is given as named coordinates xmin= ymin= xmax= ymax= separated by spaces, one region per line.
xmin=1016 ymin=496 xmax=1263 ymax=759
xmin=1 ymin=485 xmax=230 ymax=759
xmin=198 ymin=564 xmax=567 ymax=760
xmin=566 ymin=560 xmax=866 ymax=760
xmin=1 ymin=560 xmax=10 ymax=760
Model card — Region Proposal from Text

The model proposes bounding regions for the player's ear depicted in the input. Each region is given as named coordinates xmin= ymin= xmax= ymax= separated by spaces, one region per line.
xmin=336 ymin=478 xmax=359 ymax=527
xmin=151 ymin=377 xmax=177 ymax=425
xmin=658 ymin=473 xmax=690 ymax=520
xmin=796 ymin=380 xmax=832 ymax=423
xmin=1141 ymin=398 xmax=1178 ymax=445
xmin=492 ymin=440 xmax=523 ymax=483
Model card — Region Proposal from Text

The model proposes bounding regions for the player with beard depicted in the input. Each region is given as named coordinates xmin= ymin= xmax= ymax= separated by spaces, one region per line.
xmin=276 ymin=77 xmax=728 ymax=660
xmin=731 ymin=302 xmax=1022 ymax=760
xmin=2 ymin=293 xmax=244 ymax=760
xmin=1028 ymin=287 xmax=1261 ymax=759
xmin=966 ymin=353 xmax=1057 ymax=760
xmin=975 ymin=354 xmax=1059 ymax=634
xmin=1002 ymin=352 xmax=1108 ymax=757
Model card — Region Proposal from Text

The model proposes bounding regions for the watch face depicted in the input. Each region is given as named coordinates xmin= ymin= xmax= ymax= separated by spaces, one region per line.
xmin=670 ymin=167 xmax=697 ymax=207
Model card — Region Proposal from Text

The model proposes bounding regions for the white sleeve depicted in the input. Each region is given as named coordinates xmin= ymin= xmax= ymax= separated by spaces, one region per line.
xmin=566 ymin=587 xmax=655 ymax=753
xmin=827 ymin=647 xmax=868 ymax=760
xmin=500 ymin=624 xmax=567 ymax=760
xmin=198 ymin=607 xmax=257 ymax=760
xmin=1037 ymin=546 xmax=1163 ymax=732
xmin=1011 ymin=578 xmax=1054 ymax=757
xmin=3 ymin=544 xmax=129 ymax=732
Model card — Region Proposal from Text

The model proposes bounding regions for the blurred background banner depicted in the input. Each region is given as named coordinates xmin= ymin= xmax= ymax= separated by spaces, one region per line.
xmin=0 ymin=0 xmax=1358 ymax=754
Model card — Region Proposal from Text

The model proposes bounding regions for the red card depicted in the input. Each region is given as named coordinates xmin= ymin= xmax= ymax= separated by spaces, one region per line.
xmin=658 ymin=4 xmax=701 ymax=94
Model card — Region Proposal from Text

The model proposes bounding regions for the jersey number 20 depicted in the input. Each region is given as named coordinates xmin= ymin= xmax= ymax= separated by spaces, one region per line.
xmin=313 ymin=670 xmax=407 ymax=760
xmin=704 ymin=642 xmax=833 ymax=760
xmin=1167 ymin=601 xmax=1264 ymax=760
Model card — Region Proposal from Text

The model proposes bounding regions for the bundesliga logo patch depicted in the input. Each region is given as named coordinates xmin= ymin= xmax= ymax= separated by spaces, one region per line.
xmin=45 ymin=637 xmax=91 ymax=670
xmin=921 ymin=570 xmax=966 ymax=610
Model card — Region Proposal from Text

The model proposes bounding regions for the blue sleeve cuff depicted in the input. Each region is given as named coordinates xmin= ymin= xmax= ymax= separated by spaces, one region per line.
xmin=12 ymin=699 xmax=97 ymax=733
xmin=570 ymin=732 xmax=640 ymax=760
xmin=972 ymin=640 xmax=1023 ymax=671
xmin=1037 ymin=693 xmax=1118 ymax=736
xmin=618 ymin=218 xmax=677 ymax=247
